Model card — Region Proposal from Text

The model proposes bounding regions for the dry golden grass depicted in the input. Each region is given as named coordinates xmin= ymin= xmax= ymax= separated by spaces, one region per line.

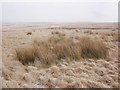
xmin=112 ymin=33 xmax=118 ymax=42
xmin=51 ymin=31 xmax=66 ymax=37
xmin=100 ymin=31 xmax=118 ymax=42
xmin=3 ymin=23 xmax=118 ymax=88
xmin=84 ymin=30 xmax=93 ymax=34
xmin=15 ymin=45 xmax=37 ymax=65
xmin=52 ymin=38 xmax=81 ymax=60
xmin=119 ymin=34 xmax=120 ymax=42
xmin=26 ymin=32 xmax=32 ymax=35
xmin=51 ymin=31 xmax=59 ymax=34
xmin=75 ymin=30 xmax=79 ymax=32
xmin=79 ymin=36 xmax=108 ymax=59
xmin=15 ymin=36 xmax=108 ymax=66
xmin=34 ymin=41 xmax=56 ymax=66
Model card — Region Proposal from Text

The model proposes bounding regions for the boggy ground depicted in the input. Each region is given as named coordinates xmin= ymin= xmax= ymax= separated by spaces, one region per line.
xmin=2 ymin=23 xmax=119 ymax=88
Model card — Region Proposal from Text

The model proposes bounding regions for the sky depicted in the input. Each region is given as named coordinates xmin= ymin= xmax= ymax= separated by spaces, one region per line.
xmin=1 ymin=1 xmax=118 ymax=23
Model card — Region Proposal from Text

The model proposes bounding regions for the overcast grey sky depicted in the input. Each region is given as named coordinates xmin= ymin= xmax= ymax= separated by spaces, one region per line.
xmin=2 ymin=2 xmax=118 ymax=23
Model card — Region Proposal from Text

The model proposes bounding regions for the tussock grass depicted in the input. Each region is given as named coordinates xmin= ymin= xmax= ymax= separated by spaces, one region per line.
xmin=52 ymin=38 xmax=81 ymax=60
xmin=51 ymin=31 xmax=66 ymax=37
xmin=75 ymin=30 xmax=79 ymax=32
xmin=16 ymin=36 xmax=108 ymax=66
xmin=84 ymin=30 xmax=93 ymax=34
xmin=35 ymin=41 xmax=56 ymax=66
xmin=101 ymin=32 xmax=119 ymax=42
xmin=26 ymin=32 xmax=32 ymax=35
xmin=15 ymin=45 xmax=37 ymax=65
xmin=79 ymin=36 xmax=108 ymax=59
xmin=111 ymin=32 xmax=119 ymax=42
xmin=119 ymin=34 xmax=120 ymax=42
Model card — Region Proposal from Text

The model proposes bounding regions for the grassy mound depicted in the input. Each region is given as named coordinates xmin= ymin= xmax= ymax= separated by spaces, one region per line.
xmin=15 ymin=36 xmax=108 ymax=66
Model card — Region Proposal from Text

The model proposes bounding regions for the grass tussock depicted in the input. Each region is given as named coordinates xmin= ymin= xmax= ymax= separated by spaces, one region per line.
xmin=101 ymin=32 xmax=119 ymax=42
xmin=35 ymin=41 xmax=56 ymax=66
xmin=15 ymin=36 xmax=108 ymax=66
xmin=52 ymin=38 xmax=81 ymax=60
xmin=51 ymin=31 xmax=66 ymax=37
xmin=79 ymin=36 xmax=108 ymax=59
xmin=15 ymin=45 xmax=37 ymax=65
xmin=84 ymin=30 xmax=93 ymax=34
xmin=111 ymin=32 xmax=119 ymax=42
xmin=26 ymin=32 xmax=32 ymax=35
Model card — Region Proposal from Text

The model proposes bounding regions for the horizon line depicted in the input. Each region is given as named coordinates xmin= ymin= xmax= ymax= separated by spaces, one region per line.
xmin=1 ymin=21 xmax=118 ymax=24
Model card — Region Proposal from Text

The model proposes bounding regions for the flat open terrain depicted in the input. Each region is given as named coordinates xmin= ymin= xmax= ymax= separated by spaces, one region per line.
xmin=2 ymin=23 xmax=119 ymax=88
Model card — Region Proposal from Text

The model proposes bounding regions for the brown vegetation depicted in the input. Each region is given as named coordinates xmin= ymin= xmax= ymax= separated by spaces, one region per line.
xmin=15 ymin=36 xmax=108 ymax=66
xmin=111 ymin=32 xmax=120 ymax=42
xmin=84 ymin=30 xmax=93 ymax=34
xmin=79 ymin=36 xmax=108 ymax=59
xmin=51 ymin=31 xmax=65 ymax=37
xmin=26 ymin=32 xmax=32 ymax=35
xmin=15 ymin=45 xmax=37 ymax=65
xmin=3 ymin=23 xmax=118 ymax=88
